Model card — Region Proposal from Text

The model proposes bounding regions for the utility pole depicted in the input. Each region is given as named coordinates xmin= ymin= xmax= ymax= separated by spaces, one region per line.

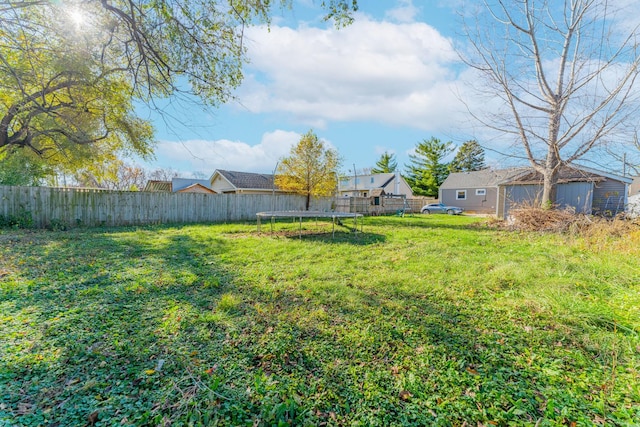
xmin=353 ymin=163 xmax=357 ymax=196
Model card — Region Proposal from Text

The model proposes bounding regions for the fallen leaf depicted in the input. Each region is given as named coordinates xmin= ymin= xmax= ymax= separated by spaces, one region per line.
xmin=399 ymin=390 xmax=412 ymax=401
xmin=87 ymin=411 xmax=99 ymax=425
xmin=145 ymin=369 xmax=155 ymax=375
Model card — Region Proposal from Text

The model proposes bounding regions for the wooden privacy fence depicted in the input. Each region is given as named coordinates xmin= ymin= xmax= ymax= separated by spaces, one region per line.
xmin=0 ymin=185 xmax=333 ymax=228
xmin=334 ymin=196 xmax=436 ymax=215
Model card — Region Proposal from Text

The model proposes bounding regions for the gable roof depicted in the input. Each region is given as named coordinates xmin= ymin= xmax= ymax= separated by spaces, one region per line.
xmin=176 ymin=183 xmax=216 ymax=194
xmin=502 ymin=166 xmax=605 ymax=185
xmin=442 ymin=166 xmax=631 ymax=189
xmin=501 ymin=165 xmax=632 ymax=185
xmin=440 ymin=168 xmax=527 ymax=189
xmin=380 ymin=175 xmax=396 ymax=189
xmin=172 ymin=178 xmax=212 ymax=192
xmin=211 ymin=170 xmax=277 ymax=190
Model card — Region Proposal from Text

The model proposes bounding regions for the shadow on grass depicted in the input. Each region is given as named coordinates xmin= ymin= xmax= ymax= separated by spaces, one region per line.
xmin=0 ymin=227 xmax=249 ymax=426
xmin=1 ymin=224 xmax=636 ymax=426
xmin=283 ymin=231 xmax=386 ymax=245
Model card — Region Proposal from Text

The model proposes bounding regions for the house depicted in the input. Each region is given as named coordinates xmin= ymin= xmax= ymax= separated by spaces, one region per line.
xmin=338 ymin=172 xmax=413 ymax=198
xmin=628 ymin=193 xmax=640 ymax=218
xmin=171 ymin=178 xmax=215 ymax=194
xmin=142 ymin=178 xmax=215 ymax=194
xmin=439 ymin=168 xmax=527 ymax=214
xmin=209 ymin=169 xmax=286 ymax=194
xmin=440 ymin=166 xmax=632 ymax=217
xmin=626 ymin=176 xmax=640 ymax=218
xmin=629 ymin=176 xmax=640 ymax=196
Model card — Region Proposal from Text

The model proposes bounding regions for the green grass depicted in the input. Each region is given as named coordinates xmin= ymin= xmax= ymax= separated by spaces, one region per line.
xmin=1 ymin=215 xmax=639 ymax=426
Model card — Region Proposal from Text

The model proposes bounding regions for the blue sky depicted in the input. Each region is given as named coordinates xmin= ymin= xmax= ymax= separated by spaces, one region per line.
xmin=134 ymin=0 xmax=637 ymax=177
xmin=134 ymin=0 xmax=481 ymax=177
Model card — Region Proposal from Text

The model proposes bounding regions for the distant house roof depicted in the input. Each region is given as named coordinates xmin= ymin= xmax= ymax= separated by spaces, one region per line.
xmin=176 ymin=183 xmax=216 ymax=194
xmin=143 ymin=180 xmax=172 ymax=192
xmin=440 ymin=168 xmax=527 ymax=189
xmin=144 ymin=178 xmax=216 ymax=193
xmin=501 ymin=165 xmax=632 ymax=185
xmin=442 ymin=166 xmax=631 ymax=189
xmin=171 ymin=178 xmax=213 ymax=192
xmin=211 ymin=170 xmax=277 ymax=190
xmin=210 ymin=169 xmax=281 ymax=192
xmin=502 ymin=166 xmax=606 ymax=185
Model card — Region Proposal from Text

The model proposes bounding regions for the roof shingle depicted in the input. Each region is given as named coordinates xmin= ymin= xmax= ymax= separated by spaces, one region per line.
xmin=216 ymin=170 xmax=277 ymax=190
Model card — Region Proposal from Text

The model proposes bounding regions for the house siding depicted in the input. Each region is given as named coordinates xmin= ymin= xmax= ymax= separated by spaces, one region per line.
xmin=338 ymin=173 xmax=413 ymax=198
xmin=502 ymin=182 xmax=594 ymax=217
xmin=592 ymin=179 xmax=627 ymax=215
xmin=440 ymin=188 xmax=498 ymax=213
xmin=503 ymin=185 xmax=542 ymax=217
xmin=210 ymin=176 xmax=235 ymax=193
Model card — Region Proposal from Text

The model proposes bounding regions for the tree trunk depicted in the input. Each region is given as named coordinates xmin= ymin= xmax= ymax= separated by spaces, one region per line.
xmin=541 ymin=148 xmax=560 ymax=208
xmin=541 ymin=170 xmax=558 ymax=208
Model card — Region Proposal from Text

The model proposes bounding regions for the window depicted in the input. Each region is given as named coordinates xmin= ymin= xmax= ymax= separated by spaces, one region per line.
xmin=456 ymin=190 xmax=467 ymax=200
xmin=476 ymin=189 xmax=486 ymax=196
xmin=370 ymin=177 xmax=375 ymax=184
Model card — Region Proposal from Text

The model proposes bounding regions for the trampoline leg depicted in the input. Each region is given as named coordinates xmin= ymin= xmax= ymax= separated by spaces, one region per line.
xmin=332 ymin=216 xmax=336 ymax=238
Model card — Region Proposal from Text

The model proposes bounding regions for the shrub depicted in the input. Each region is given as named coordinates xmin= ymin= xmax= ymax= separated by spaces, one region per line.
xmin=0 ymin=209 xmax=33 ymax=229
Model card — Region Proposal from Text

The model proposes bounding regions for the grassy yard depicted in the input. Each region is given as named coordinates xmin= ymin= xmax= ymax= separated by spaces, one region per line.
xmin=1 ymin=215 xmax=639 ymax=426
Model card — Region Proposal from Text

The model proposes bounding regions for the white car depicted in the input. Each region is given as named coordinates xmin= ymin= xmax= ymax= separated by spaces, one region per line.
xmin=420 ymin=203 xmax=464 ymax=215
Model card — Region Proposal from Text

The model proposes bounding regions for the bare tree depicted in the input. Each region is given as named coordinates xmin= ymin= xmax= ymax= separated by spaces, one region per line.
xmin=461 ymin=0 xmax=640 ymax=205
xmin=74 ymin=161 xmax=148 ymax=190
xmin=605 ymin=134 xmax=640 ymax=176
xmin=148 ymin=167 xmax=180 ymax=181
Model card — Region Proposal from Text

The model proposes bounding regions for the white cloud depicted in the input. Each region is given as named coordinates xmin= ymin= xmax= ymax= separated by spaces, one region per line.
xmin=151 ymin=130 xmax=302 ymax=175
xmin=385 ymin=0 xmax=419 ymax=23
xmin=236 ymin=16 xmax=467 ymax=132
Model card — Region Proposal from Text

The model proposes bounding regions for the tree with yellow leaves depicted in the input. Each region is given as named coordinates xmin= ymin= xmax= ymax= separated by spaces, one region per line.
xmin=275 ymin=130 xmax=341 ymax=210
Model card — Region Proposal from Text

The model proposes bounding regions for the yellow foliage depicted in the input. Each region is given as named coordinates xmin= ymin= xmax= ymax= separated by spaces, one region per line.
xmin=275 ymin=130 xmax=340 ymax=208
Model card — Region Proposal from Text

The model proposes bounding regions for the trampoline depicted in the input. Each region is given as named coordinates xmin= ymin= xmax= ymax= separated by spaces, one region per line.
xmin=256 ymin=211 xmax=363 ymax=237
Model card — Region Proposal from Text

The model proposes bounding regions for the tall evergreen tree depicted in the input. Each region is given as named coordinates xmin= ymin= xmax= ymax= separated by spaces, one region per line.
xmin=404 ymin=137 xmax=454 ymax=197
xmin=449 ymin=140 xmax=486 ymax=173
xmin=371 ymin=152 xmax=397 ymax=173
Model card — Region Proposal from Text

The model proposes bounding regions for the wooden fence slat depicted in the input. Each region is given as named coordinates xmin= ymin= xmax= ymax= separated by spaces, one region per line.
xmin=0 ymin=185 xmax=334 ymax=228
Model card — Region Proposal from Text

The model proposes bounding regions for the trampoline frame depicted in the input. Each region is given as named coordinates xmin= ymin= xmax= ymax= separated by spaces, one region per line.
xmin=256 ymin=211 xmax=363 ymax=237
